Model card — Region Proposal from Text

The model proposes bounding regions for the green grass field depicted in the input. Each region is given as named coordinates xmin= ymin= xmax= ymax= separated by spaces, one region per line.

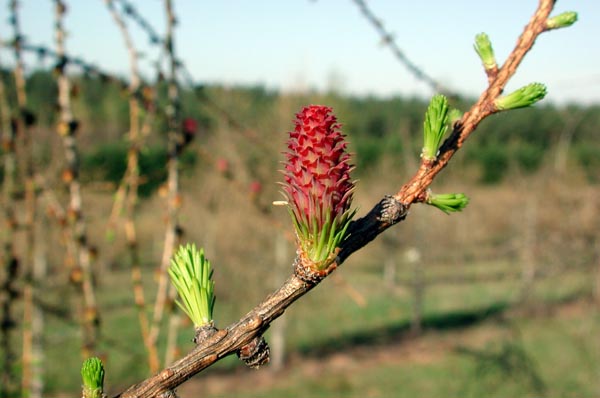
xmin=35 ymin=253 xmax=599 ymax=397
xmin=179 ymin=267 xmax=599 ymax=398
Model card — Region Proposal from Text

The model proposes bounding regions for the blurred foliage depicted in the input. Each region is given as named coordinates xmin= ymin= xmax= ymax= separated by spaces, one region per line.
xmin=513 ymin=143 xmax=545 ymax=174
xmin=26 ymin=70 xmax=58 ymax=126
xmin=574 ymin=143 xmax=600 ymax=182
xmin=81 ymin=142 xmax=197 ymax=196
xmin=466 ymin=144 xmax=510 ymax=184
xmin=2 ymin=68 xmax=600 ymax=188
xmin=457 ymin=339 xmax=546 ymax=396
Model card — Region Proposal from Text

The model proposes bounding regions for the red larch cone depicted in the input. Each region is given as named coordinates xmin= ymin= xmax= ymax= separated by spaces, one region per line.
xmin=282 ymin=105 xmax=355 ymax=278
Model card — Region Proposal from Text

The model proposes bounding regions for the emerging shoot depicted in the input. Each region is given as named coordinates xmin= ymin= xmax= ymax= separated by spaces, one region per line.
xmin=546 ymin=11 xmax=578 ymax=30
xmin=448 ymin=108 xmax=463 ymax=126
xmin=81 ymin=357 xmax=105 ymax=398
xmin=168 ymin=244 xmax=216 ymax=327
xmin=422 ymin=94 xmax=450 ymax=161
xmin=494 ymin=83 xmax=547 ymax=111
xmin=474 ymin=33 xmax=497 ymax=70
xmin=426 ymin=192 xmax=470 ymax=214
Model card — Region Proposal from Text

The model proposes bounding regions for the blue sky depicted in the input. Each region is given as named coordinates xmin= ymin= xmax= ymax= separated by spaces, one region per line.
xmin=1 ymin=0 xmax=599 ymax=104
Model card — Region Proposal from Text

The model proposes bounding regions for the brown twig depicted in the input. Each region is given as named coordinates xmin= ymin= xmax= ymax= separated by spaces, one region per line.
xmin=0 ymin=30 xmax=20 ymax=397
xmin=7 ymin=0 xmax=41 ymax=396
xmin=147 ymin=0 xmax=183 ymax=368
xmin=112 ymin=2 xmax=291 ymax=368
xmin=0 ymin=39 xmax=133 ymax=91
xmin=350 ymin=0 xmax=456 ymax=97
xmin=54 ymin=0 xmax=101 ymax=359
xmin=104 ymin=0 xmax=161 ymax=374
xmin=160 ymin=0 xmax=186 ymax=368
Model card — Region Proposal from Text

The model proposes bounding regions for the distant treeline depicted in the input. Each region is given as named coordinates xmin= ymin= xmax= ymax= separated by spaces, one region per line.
xmin=1 ymin=68 xmax=599 ymax=188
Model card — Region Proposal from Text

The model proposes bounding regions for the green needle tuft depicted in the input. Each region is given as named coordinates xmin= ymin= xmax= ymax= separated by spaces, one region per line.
xmin=474 ymin=33 xmax=497 ymax=70
xmin=427 ymin=192 xmax=469 ymax=214
xmin=494 ymin=83 xmax=547 ymax=111
xmin=168 ymin=244 xmax=216 ymax=327
xmin=547 ymin=11 xmax=578 ymax=30
xmin=81 ymin=357 xmax=105 ymax=398
xmin=422 ymin=94 xmax=449 ymax=161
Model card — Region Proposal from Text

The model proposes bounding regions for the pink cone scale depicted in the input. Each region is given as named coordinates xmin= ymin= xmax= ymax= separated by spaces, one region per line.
xmin=282 ymin=105 xmax=355 ymax=272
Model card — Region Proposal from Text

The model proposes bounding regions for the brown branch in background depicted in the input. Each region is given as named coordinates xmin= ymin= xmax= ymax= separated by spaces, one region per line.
xmin=147 ymin=0 xmax=184 ymax=367
xmin=112 ymin=1 xmax=302 ymax=368
xmin=350 ymin=0 xmax=457 ymax=97
xmin=54 ymin=0 xmax=101 ymax=359
xmin=0 ymin=35 xmax=19 ymax=398
xmin=8 ymin=0 xmax=40 ymax=396
xmin=115 ymin=0 xmax=163 ymax=47
xmin=163 ymin=299 xmax=181 ymax=367
xmin=104 ymin=0 xmax=161 ymax=374
xmin=29 ymin=208 xmax=48 ymax=398
xmin=161 ymin=0 xmax=185 ymax=368
xmin=0 ymin=29 xmax=260 ymax=154
xmin=111 ymin=4 xmax=292 ymax=364
xmin=0 ymin=39 xmax=133 ymax=91
xmin=117 ymin=1 xmax=559 ymax=396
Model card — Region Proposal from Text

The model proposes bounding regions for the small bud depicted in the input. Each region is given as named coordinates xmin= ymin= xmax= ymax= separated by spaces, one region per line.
xmin=182 ymin=118 xmax=198 ymax=135
xmin=473 ymin=33 xmax=497 ymax=70
xmin=61 ymin=168 xmax=74 ymax=183
xmin=70 ymin=83 xmax=80 ymax=98
xmin=81 ymin=357 xmax=105 ymax=398
xmin=142 ymin=86 xmax=154 ymax=101
xmin=426 ymin=192 xmax=469 ymax=214
xmin=158 ymin=184 xmax=168 ymax=198
xmin=21 ymin=109 xmax=37 ymax=127
xmin=193 ymin=322 xmax=218 ymax=345
xmin=494 ymin=83 xmax=547 ymax=111
xmin=216 ymin=158 xmax=232 ymax=180
xmin=238 ymin=336 xmax=270 ymax=369
xmin=88 ymin=246 xmax=99 ymax=261
xmin=249 ymin=180 xmax=262 ymax=196
xmin=448 ymin=109 xmax=463 ymax=126
xmin=173 ymin=194 xmax=183 ymax=209
xmin=1 ymin=137 xmax=14 ymax=152
xmin=70 ymin=266 xmax=83 ymax=283
xmin=57 ymin=121 xmax=70 ymax=137
xmin=546 ymin=11 xmax=578 ymax=30
xmin=216 ymin=158 xmax=229 ymax=174
xmin=168 ymin=244 xmax=216 ymax=328
xmin=68 ymin=120 xmax=80 ymax=135
xmin=422 ymin=94 xmax=449 ymax=161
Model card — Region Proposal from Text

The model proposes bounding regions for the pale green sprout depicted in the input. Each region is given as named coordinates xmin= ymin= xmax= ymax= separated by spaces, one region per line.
xmin=546 ymin=11 xmax=578 ymax=30
xmin=81 ymin=357 xmax=105 ymax=398
xmin=494 ymin=83 xmax=547 ymax=111
xmin=474 ymin=33 xmax=497 ymax=70
xmin=168 ymin=244 xmax=215 ymax=327
xmin=422 ymin=94 xmax=449 ymax=161
xmin=427 ymin=192 xmax=469 ymax=214
xmin=448 ymin=108 xmax=463 ymax=126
